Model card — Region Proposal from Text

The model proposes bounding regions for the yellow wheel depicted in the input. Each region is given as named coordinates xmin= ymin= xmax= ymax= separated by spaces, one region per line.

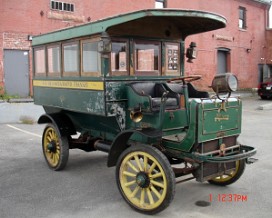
xmin=208 ymin=160 xmax=246 ymax=186
xmin=42 ymin=124 xmax=69 ymax=171
xmin=116 ymin=145 xmax=175 ymax=214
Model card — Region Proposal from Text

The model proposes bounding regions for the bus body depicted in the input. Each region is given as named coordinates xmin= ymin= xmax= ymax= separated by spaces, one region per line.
xmin=32 ymin=9 xmax=256 ymax=214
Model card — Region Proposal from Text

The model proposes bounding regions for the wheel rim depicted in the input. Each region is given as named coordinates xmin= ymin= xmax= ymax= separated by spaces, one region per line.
xmin=119 ymin=151 xmax=167 ymax=210
xmin=43 ymin=127 xmax=61 ymax=168
xmin=211 ymin=161 xmax=239 ymax=183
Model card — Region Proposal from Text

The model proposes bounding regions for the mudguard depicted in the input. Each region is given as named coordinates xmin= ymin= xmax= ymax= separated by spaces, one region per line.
xmin=38 ymin=113 xmax=76 ymax=136
xmin=107 ymin=128 xmax=162 ymax=167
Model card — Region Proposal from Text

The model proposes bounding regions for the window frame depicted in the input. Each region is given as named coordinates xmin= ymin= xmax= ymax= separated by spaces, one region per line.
xmin=62 ymin=41 xmax=80 ymax=77
xmin=239 ymin=6 xmax=247 ymax=30
xmin=50 ymin=1 xmax=75 ymax=12
xmin=155 ymin=0 xmax=166 ymax=9
xmin=110 ymin=38 xmax=129 ymax=76
xmin=47 ymin=43 xmax=61 ymax=77
xmin=81 ymin=38 xmax=101 ymax=77
xmin=34 ymin=46 xmax=47 ymax=77
xmin=164 ymin=42 xmax=180 ymax=76
xmin=133 ymin=40 xmax=161 ymax=76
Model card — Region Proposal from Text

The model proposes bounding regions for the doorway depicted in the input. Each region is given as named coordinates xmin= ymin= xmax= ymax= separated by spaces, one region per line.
xmin=217 ymin=48 xmax=230 ymax=74
xmin=4 ymin=50 xmax=30 ymax=97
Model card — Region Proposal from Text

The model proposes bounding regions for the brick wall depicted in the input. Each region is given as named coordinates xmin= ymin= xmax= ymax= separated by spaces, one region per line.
xmin=0 ymin=0 xmax=270 ymax=95
xmin=168 ymin=0 xmax=270 ymax=90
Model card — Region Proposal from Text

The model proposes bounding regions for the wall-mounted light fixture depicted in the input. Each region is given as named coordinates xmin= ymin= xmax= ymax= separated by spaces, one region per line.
xmin=98 ymin=32 xmax=111 ymax=53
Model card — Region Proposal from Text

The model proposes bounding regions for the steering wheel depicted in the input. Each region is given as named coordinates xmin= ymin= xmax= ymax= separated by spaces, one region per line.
xmin=167 ymin=75 xmax=202 ymax=84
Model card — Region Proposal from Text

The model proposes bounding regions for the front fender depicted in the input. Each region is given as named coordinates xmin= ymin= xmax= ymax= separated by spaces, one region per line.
xmin=107 ymin=128 xmax=162 ymax=167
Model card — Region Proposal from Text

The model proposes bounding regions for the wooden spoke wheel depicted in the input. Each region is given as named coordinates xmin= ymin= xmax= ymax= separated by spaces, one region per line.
xmin=42 ymin=123 xmax=69 ymax=171
xmin=116 ymin=145 xmax=175 ymax=215
xmin=208 ymin=160 xmax=246 ymax=186
xmin=168 ymin=75 xmax=202 ymax=84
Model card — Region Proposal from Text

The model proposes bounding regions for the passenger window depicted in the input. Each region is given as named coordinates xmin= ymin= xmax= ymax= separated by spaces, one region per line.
xmin=47 ymin=45 xmax=61 ymax=76
xmin=134 ymin=41 xmax=160 ymax=76
xmin=165 ymin=43 xmax=180 ymax=76
xmin=111 ymin=41 xmax=128 ymax=76
xmin=82 ymin=40 xmax=101 ymax=77
xmin=34 ymin=47 xmax=46 ymax=76
xmin=63 ymin=42 xmax=79 ymax=76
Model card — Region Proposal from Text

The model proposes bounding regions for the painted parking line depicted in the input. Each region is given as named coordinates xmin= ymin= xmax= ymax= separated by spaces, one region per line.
xmin=6 ymin=124 xmax=42 ymax=138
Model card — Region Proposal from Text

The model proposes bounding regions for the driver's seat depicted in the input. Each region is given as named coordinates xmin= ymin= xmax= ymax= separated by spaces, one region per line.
xmin=187 ymin=83 xmax=209 ymax=98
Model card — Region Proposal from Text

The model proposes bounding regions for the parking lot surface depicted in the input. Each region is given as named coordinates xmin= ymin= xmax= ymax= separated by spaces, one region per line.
xmin=0 ymin=97 xmax=271 ymax=218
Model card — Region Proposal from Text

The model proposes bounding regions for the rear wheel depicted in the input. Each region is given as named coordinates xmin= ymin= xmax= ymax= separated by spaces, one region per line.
xmin=208 ymin=159 xmax=245 ymax=186
xmin=42 ymin=123 xmax=69 ymax=171
xmin=116 ymin=144 xmax=175 ymax=215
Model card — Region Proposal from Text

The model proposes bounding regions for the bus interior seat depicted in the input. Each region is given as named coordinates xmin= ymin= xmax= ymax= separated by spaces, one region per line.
xmin=129 ymin=82 xmax=180 ymax=111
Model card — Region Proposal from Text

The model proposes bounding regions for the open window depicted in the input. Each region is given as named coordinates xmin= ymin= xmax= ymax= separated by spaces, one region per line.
xmin=134 ymin=41 xmax=160 ymax=76
xmin=111 ymin=40 xmax=128 ymax=76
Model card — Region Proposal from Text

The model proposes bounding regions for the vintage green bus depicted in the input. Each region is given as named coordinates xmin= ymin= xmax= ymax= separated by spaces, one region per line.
xmin=32 ymin=9 xmax=256 ymax=214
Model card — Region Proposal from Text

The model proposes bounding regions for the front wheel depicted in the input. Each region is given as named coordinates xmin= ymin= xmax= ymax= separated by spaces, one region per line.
xmin=208 ymin=159 xmax=246 ymax=186
xmin=116 ymin=145 xmax=175 ymax=215
xmin=42 ymin=123 xmax=69 ymax=171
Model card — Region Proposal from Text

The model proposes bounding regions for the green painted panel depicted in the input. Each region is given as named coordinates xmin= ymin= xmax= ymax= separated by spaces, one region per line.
xmin=33 ymin=87 xmax=105 ymax=115
xmin=197 ymin=98 xmax=242 ymax=142
xmin=202 ymin=108 xmax=239 ymax=134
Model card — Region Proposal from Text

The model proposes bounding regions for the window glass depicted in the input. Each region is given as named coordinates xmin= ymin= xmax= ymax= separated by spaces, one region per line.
xmin=111 ymin=41 xmax=128 ymax=75
xmin=82 ymin=41 xmax=101 ymax=76
xmin=165 ymin=43 xmax=180 ymax=76
xmin=51 ymin=1 xmax=74 ymax=12
xmin=34 ymin=47 xmax=46 ymax=76
xmin=155 ymin=0 xmax=165 ymax=8
xmin=135 ymin=41 xmax=160 ymax=75
xmin=63 ymin=42 xmax=79 ymax=76
xmin=47 ymin=45 xmax=61 ymax=75
xmin=239 ymin=7 xmax=246 ymax=29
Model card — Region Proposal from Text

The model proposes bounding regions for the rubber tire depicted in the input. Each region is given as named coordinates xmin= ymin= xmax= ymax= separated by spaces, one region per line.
xmin=42 ymin=123 xmax=69 ymax=171
xmin=116 ymin=144 xmax=175 ymax=215
xmin=208 ymin=159 xmax=246 ymax=186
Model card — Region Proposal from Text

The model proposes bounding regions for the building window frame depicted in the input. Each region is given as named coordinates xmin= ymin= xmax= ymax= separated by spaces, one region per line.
xmin=50 ymin=1 xmax=75 ymax=12
xmin=239 ymin=6 xmax=247 ymax=30
xmin=155 ymin=0 xmax=166 ymax=9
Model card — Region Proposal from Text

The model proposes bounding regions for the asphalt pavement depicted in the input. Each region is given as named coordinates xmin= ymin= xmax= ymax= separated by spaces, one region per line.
xmin=0 ymin=96 xmax=272 ymax=218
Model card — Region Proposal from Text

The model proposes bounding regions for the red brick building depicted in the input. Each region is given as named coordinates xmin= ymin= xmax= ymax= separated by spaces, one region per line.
xmin=0 ymin=0 xmax=271 ymax=96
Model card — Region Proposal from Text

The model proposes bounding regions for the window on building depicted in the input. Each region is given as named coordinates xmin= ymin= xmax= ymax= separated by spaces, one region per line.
xmin=82 ymin=40 xmax=101 ymax=76
xmin=269 ymin=6 xmax=272 ymax=28
xmin=47 ymin=45 xmax=61 ymax=76
xmin=63 ymin=42 xmax=79 ymax=76
xmin=111 ymin=40 xmax=128 ymax=76
xmin=155 ymin=0 xmax=166 ymax=9
xmin=239 ymin=7 xmax=247 ymax=29
xmin=135 ymin=41 xmax=160 ymax=76
xmin=51 ymin=1 xmax=74 ymax=12
xmin=34 ymin=47 xmax=46 ymax=76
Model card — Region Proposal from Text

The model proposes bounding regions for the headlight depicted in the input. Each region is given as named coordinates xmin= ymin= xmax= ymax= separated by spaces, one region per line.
xmin=211 ymin=73 xmax=238 ymax=97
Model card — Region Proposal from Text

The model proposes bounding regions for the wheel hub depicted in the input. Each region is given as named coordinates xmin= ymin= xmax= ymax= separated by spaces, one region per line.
xmin=47 ymin=141 xmax=57 ymax=153
xmin=136 ymin=172 xmax=150 ymax=188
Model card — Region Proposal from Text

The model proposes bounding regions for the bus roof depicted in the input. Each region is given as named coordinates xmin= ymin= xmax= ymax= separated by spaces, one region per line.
xmin=32 ymin=9 xmax=227 ymax=46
